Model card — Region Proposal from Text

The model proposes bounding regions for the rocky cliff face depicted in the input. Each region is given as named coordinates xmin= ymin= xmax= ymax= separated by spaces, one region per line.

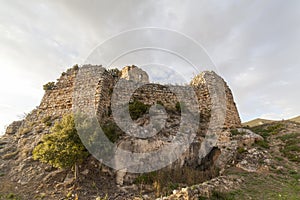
xmin=0 ymin=65 xmax=242 ymax=199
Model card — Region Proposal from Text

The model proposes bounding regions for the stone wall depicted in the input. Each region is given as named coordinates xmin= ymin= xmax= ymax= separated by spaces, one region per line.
xmin=191 ymin=71 xmax=241 ymax=129
xmin=39 ymin=68 xmax=77 ymax=119
xmin=33 ymin=65 xmax=240 ymax=131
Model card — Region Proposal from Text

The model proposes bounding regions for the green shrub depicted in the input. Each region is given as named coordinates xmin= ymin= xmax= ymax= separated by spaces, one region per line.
xmin=279 ymin=133 xmax=299 ymax=141
xmin=274 ymin=156 xmax=284 ymax=161
xmin=198 ymin=190 xmax=236 ymax=200
xmin=108 ymin=68 xmax=120 ymax=77
xmin=156 ymin=100 xmax=164 ymax=106
xmin=5 ymin=193 xmax=20 ymax=200
xmin=279 ymin=132 xmax=300 ymax=163
xmin=44 ymin=121 xmax=52 ymax=127
xmin=102 ymin=122 xmax=121 ymax=143
xmin=168 ymin=183 xmax=179 ymax=191
xmin=33 ymin=114 xmax=89 ymax=177
xmin=255 ymin=139 xmax=270 ymax=149
xmin=198 ymin=196 xmax=208 ymax=200
xmin=134 ymin=171 xmax=157 ymax=184
xmin=43 ymin=82 xmax=55 ymax=91
xmin=175 ymin=101 xmax=187 ymax=113
xmin=237 ymin=147 xmax=247 ymax=154
xmin=129 ymin=100 xmax=150 ymax=120
xmin=72 ymin=64 xmax=79 ymax=71
xmin=210 ymin=190 xmax=235 ymax=200
xmin=175 ymin=102 xmax=181 ymax=112
xmin=42 ymin=116 xmax=51 ymax=123
xmin=42 ymin=116 xmax=52 ymax=127
xmin=230 ymin=129 xmax=240 ymax=136
xmin=252 ymin=123 xmax=284 ymax=139
xmin=267 ymin=123 xmax=284 ymax=135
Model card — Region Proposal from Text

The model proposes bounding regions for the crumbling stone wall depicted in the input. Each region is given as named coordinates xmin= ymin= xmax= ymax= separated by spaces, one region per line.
xmin=120 ymin=65 xmax=149 ymax=83
xmin=95 ymin=69 xmax=115 ymax=121
xmin=191 ymin=71 xmax=241 ymax=129
xmin=91 ymin=66 xmax=241 ymax=182
xmin=35 ymin=65 xmax=240 ymax=131
xmin=39 ymin=68 xmax=77 ymax=119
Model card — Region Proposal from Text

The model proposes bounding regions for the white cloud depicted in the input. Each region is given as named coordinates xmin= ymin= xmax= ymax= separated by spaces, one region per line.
xmin=0 ymin=0 xmax=300 ymax=134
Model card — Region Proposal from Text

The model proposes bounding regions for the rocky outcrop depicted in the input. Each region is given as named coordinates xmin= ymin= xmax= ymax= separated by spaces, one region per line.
xmin=4 ymin=120 xmax=23 ymax=135
xmin=235 ymin=128 xmax=264 ymax=148
xmin=236 ymin=147 xmax=270 ymax=173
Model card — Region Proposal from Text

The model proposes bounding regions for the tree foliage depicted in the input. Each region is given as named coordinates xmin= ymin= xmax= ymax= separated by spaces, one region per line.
xmin=129 ymin=100 xmax=150 ymax=120
xmin=33 ymin=114 xmax=89 ymax=169
xmin=43 ymin=82 xmax=55 ymax=91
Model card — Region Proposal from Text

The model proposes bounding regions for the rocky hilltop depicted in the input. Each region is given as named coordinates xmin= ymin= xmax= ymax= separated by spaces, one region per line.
xmin=2 ymin=65 xmax=291 ymax=199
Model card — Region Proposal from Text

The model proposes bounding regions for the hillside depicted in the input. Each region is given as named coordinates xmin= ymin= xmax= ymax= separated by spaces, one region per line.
xmin=162 ymin=120 xmax=300 ymax=199
xmin=289 ymin=116 xmax=300 ymax=123
xmin=243 ymin=116 xmax=300 ymax=127
xmin=243 ymin=118 xmax=276 ymax=127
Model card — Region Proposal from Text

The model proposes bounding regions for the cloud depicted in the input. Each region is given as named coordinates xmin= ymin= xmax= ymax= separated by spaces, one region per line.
xmin=0 ymin=0 xmax=300 ymax=134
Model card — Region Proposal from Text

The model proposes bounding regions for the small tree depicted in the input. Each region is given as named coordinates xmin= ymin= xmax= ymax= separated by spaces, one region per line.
xmin=43 ymin=82 xmax=55 ymax=91
xmin=72 ymin=64 xmax=79 ymax=71
xmin=33 ymin=114 xmax=89 ymax=179
xmin=108 ymin=68 xmax=120 ymax=77
xmin=129 ymin=100 xmax=150 ymax=120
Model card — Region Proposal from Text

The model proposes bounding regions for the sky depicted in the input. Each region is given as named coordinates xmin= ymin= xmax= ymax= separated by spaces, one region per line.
xmin=0 ymin=0 xmax=300 ymax=134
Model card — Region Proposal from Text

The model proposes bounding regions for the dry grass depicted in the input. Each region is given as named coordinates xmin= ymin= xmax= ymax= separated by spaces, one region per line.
xmin=2 ymin=151 xmax=18 ymax=160
xmin=135 ymin=166 xmax=219 ymax=197
xmin=243 ymin=118 xmax=275 ymax=127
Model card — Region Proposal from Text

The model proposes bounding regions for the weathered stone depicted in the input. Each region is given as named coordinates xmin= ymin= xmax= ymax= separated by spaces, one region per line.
xmin=120 ymin=65 xmax=149 ymax=83
xmin=5 ymin=120 xmax=23 ymax=135
xmin=236 ymin=128 xmax=264 ymax=147
xmin=236 ymin=147 xmax=270 ymax=172
xmin=157 ymin=175 xmax=243 ymax=200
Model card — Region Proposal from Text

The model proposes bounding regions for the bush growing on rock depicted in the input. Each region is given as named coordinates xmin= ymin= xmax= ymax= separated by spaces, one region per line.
xmin=43 ymin=82 xmax=55 ymax=91
xmin=33 ymin=114 xmax=89 ymax=179
xmin=129 ymin=100 xmax=150 ymax=120
xmin=72 ymin=64 xmax=79 ymax=71
xmin=108 ymin=68 xmax=120 ymax=77
xmin=101 ymin=121 xmax=122 ymax=143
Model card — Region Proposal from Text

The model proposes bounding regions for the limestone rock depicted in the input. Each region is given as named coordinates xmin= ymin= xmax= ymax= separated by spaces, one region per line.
xmin=236 ymin=128 xmax=264 ymax=147
xmin=120 ymin=65 xmax=149 ymax=83
xmin=236 ymin=148 xmax=270 ymax=172
xmin=157 ymin=175 xmax=243 ymax=200
xmin=5 ymin=120 xmax=23 ymax=135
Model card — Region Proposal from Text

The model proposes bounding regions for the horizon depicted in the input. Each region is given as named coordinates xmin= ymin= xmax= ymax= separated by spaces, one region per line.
xmin=1 ymin=1 xmax=300 ymax=134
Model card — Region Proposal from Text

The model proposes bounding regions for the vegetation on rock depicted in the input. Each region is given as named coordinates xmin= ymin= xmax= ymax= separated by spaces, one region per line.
xmin=101 ymin=121 xmax=122 ymax=143
xmin=108 ymin=68 xmax=120 ymax=77
xmin=72 ymin=64 xmax=79 ymax=71
xmin=33 ymin=114 xmax=89 ymax=178
xmin=43 ymin=82 xmax=55 ymax=91
xmin=279 ymin=132 xmax=300 ymax=162
xmin=128 ymin=100 xmax=150 ymax=120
